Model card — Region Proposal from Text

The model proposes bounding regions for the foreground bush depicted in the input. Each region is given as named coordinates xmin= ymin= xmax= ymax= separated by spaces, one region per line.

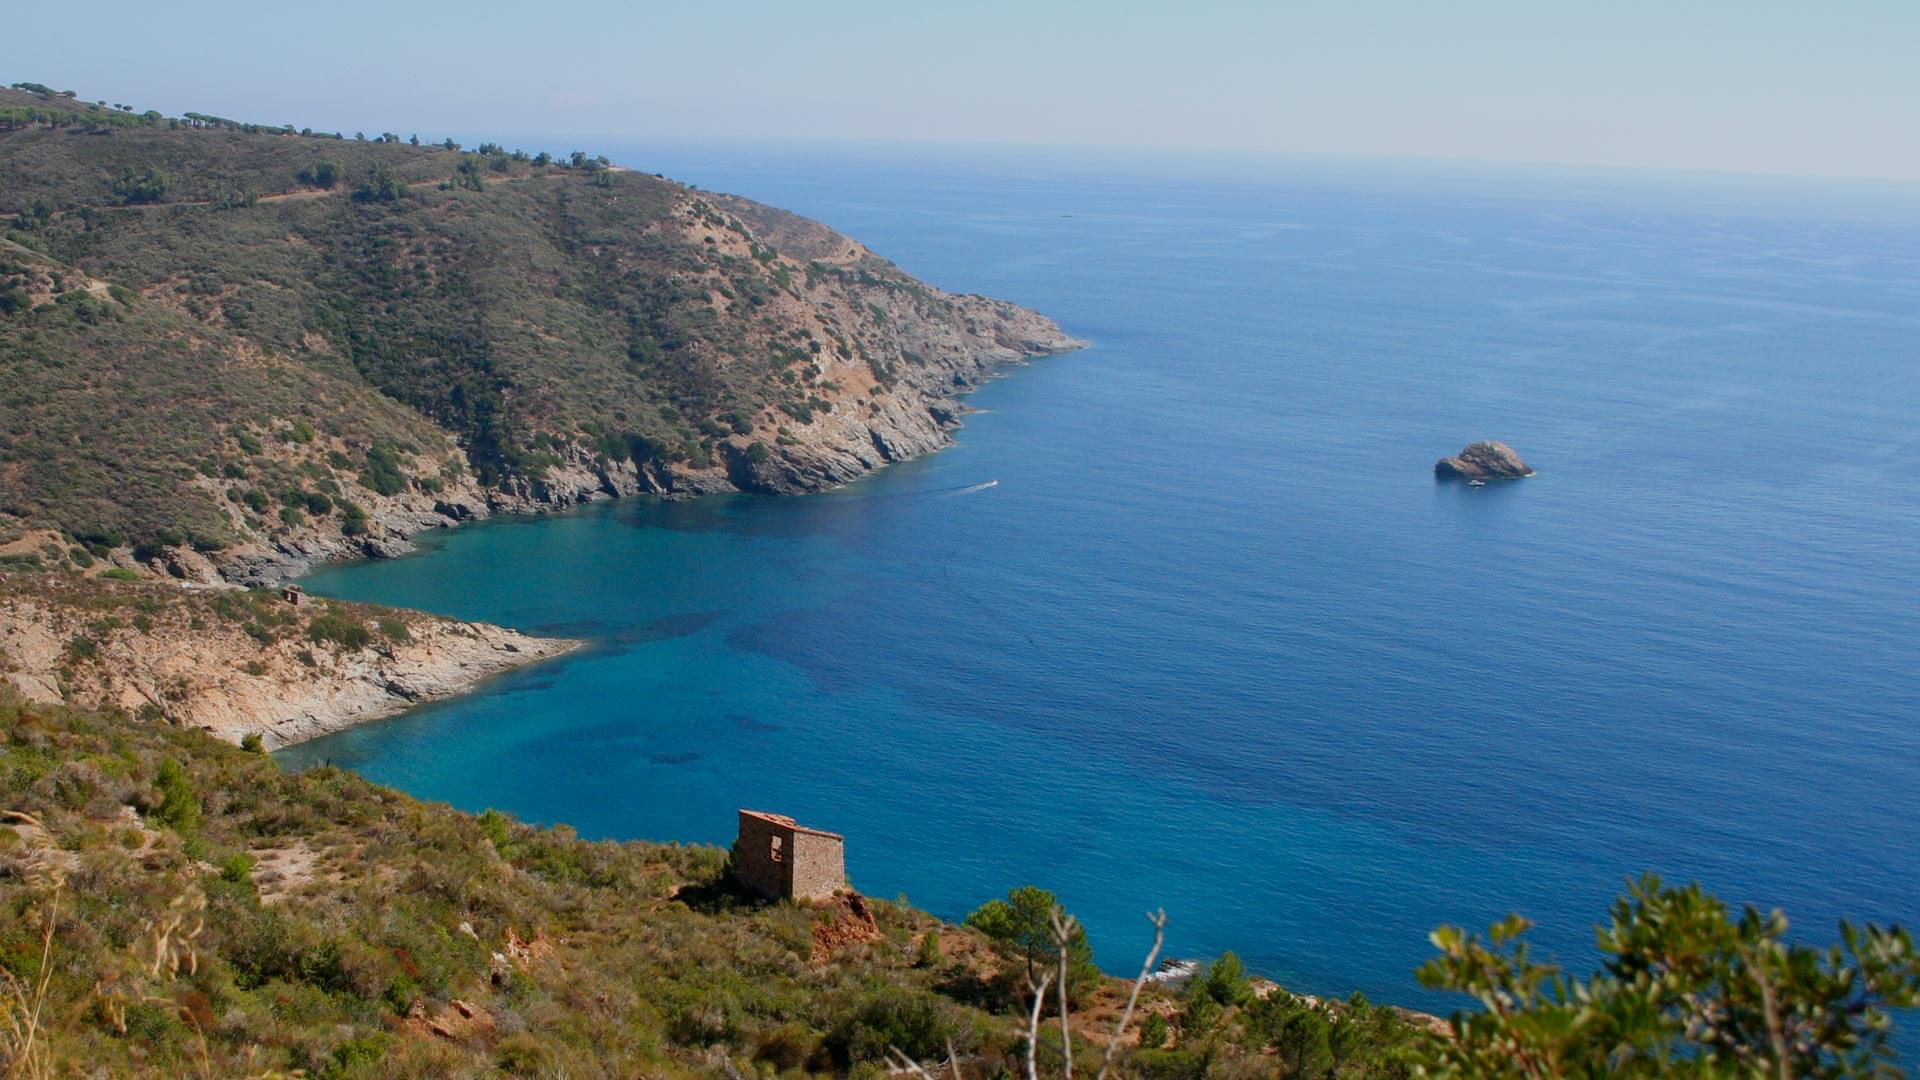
xmin=1418 ymin=878 xmax=1920 ymax=1078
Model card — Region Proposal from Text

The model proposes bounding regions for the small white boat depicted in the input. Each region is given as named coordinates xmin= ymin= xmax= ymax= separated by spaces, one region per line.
xmin=1468 ymin=479 xmax=1487 ymax=487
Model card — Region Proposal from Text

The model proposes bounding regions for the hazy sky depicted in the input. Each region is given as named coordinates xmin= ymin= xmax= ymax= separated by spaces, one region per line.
xmin=8 ymin=0 xmax=1916 ymax=180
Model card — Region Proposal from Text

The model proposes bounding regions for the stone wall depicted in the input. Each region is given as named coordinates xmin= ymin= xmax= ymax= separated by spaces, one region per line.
xmin=735 ymin=809 xmax=845 ymax=901
xmin=788 ymin=828 xmax=847 ymax=901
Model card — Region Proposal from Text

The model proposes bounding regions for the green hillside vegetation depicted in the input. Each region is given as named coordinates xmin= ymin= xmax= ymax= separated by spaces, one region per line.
xmin=4 ymin=691 xmax=1918 ymax=1078
xmin=0 ymin=81 xmax=1054 ymax=561
xmin=0 ymin=691 xmax=1436 ymax=1078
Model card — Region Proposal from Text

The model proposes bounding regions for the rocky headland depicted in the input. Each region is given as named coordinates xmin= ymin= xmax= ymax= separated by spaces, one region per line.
xmin=0 ymin=572 xmax=576 ymax=749
xmin=1435 ymin=441 xmax=1533 ymax=480
xmin=0 ymin=83 xmax=1080 ymax=742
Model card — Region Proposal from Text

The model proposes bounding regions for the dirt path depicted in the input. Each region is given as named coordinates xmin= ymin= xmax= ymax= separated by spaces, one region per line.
xmin=63 ymin=170 xmax=549 ymax=215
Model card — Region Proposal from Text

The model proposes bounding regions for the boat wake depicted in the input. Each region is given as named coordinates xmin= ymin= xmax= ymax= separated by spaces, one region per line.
xmin=940 ymin=479 xmax=999 ymax=497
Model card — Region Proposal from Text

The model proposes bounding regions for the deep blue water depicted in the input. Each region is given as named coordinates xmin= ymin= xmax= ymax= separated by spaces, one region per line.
xmin=281 ymin=143 xmax=1920 ymax=1015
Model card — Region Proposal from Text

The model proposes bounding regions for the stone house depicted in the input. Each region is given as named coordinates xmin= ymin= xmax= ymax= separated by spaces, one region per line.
xmin=735 ymin=809 xmax=845 ymax=901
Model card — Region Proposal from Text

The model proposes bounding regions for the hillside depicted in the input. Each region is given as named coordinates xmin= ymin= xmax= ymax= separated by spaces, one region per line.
xmin=0 ymin=693 xmax=1433 ymax=1078
xmin=0 ymin=83 xmax=1080 ymax=585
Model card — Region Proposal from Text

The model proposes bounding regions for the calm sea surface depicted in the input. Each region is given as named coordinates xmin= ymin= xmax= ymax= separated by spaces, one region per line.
xmin=282 ymin=143 xmax=1920 ymax=1013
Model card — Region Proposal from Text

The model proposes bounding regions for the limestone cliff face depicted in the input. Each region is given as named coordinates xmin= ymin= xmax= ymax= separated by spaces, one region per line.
xmin=0 ymin=574 xmax=574 ymax=749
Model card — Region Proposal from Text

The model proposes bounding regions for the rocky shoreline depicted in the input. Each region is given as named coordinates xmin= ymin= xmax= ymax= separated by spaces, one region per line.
xmin=0 ymin=319 xmax=1075 ymax=746
xmin=202 ymin=316 xmax=1079 ymax=587
xmin=0 ymin=573 xmax=578 ymax=750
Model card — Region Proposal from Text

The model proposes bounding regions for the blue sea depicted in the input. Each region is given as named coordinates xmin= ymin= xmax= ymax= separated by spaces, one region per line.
xmin=281 ymin=142 xmax=1920 ymax=1015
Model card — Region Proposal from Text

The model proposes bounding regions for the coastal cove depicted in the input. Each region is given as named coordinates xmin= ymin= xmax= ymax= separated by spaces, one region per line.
xmin=280 ymin=143 xmax=1920 ymax=1015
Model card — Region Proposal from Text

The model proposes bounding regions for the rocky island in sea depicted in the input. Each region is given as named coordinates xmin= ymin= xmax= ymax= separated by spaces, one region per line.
xmin=1434 ymin=440 xmax=1533 ymax=480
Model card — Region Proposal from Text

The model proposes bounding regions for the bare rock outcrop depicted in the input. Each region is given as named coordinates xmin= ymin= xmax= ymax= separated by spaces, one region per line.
xmin=1435 ymin=441 xmax=1533 ymax=480
xmin=0 ymin=574 xmax=575 ymax=749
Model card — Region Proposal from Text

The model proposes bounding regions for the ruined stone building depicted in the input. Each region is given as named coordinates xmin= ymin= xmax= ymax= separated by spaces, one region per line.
xmin=735 ymin=809 xmax=845 ymax=901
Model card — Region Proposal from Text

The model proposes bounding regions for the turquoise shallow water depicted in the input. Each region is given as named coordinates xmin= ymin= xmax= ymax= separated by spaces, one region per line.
xmin=282 ymin=144 xmax=1920 ymax=1014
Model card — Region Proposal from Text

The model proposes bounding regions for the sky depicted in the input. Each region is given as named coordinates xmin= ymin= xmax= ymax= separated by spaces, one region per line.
xmin=6 ymin=0 xmax=1917 ymax=181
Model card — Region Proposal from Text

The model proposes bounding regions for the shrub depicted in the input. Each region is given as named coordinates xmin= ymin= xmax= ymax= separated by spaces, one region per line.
xmin=111 ymin=166 xmax=170 ymax=205
xmin=325 ymin=1033 xmax=392 ymax=1075
xmin=1194 ymin=950 xmax=1253 ymax=1006
xmin=153 ymin=758 xmax=200 ymax=834
xmin=826 ymin=992 xmax=962 ymax=1067
xmin=307 ymin=612 xmax=371 ymax=650
xmin=360 ymin=446 xmax=408 ymax=496
xmin=297 ymin=160 xmax=340 ymax=188
xmin=965 ymin=884 xmax=1100 ymax=1002
xmin=66 ymin=634 xmax=99 ymax=662
xmin=1139 ymin=1011 xmax=1170 ymax=1050
xmin=351 ymin=165 xmax=407 ymax=204
xmin=1419 ymin=875 xmax=1920 ymax=1078
xmin=478 ymin=808 xmax=514 ymax=856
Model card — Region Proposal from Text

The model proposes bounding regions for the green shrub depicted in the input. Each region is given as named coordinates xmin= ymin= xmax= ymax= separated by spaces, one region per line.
xmin=111 ymin=166 xmax=170 ymax=205
xmin=478 ymin=808 xmax=514 ymax=855
xmin=965 ymin=884 xmax=1100 ymax=1003
xmin=1193 ymin=950 xmax=1253 ymax=1006
xmin=1138 ymin=1011 xmax=1169 ymax=1050
xmin=826 ymin=991 xmax=963 ymax=1067
xmin=297 ymin=160 xmax=340 ymax=188
xmin=153 ymin=758 xmax=200 ymax=834
xmin=350 ymin=165 xmax=407 ymax=204
xmin=1420 ymin=876 xmax=1920 ymax=1078
xmin=307 ymin=612 xmax=371 ymax=649
xmin=360 ymin=446 xmax=408 ymax=496
xmin=322 ymin=1032 xmax=391 ymax=1077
